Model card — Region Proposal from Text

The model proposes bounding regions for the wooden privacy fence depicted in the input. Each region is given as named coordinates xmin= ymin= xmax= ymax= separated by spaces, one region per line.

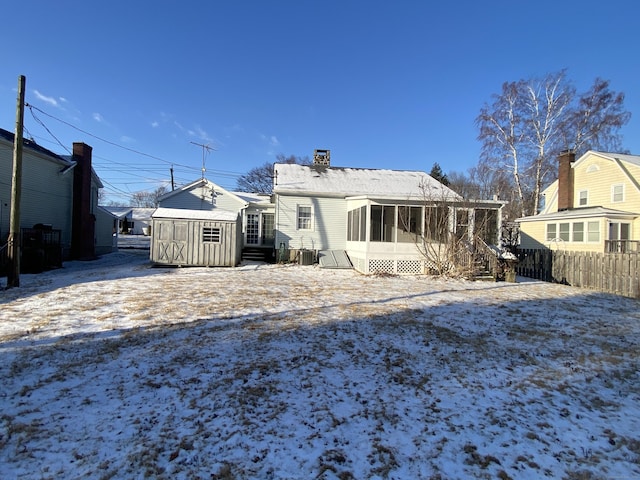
xmin=516 ymin=248 xmax=640 ymax=299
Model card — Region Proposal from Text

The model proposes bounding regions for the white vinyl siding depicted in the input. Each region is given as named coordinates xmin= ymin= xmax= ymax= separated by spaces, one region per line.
xmin=275 ymin=194 xmax=346 ymax=250
xmin=160 ymin=183 xmax=246 ymax=212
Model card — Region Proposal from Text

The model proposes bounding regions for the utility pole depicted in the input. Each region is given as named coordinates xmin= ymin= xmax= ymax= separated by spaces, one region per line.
xmin=190 ymin=141 xmax=215 ymax=179
xmin=170 ymin=165 xmax=175 ymax=191
xmin=7 ymin=75 xmax=26 ymax=288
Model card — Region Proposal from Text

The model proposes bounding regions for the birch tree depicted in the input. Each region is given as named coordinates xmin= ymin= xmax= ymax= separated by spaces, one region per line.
xmin=476 ymin=71 xmax=630 ymax=218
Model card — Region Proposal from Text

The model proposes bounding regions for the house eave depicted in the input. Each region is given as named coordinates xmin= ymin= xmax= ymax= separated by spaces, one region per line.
xmin=517 ymin=207 xmax=638 ymax=223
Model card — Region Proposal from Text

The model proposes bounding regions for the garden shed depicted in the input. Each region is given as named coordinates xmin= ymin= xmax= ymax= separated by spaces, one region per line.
xmin=150 ymin=207 xmax=242 ymax=267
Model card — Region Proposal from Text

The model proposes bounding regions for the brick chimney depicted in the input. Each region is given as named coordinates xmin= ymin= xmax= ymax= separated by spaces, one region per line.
xmin=557 ymin=150 xmax=575 ymax=211
xmin=71 ymin=142 xmax=96 ymax=260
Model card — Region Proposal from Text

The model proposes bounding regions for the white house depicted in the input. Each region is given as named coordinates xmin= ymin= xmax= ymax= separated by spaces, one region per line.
xmin=273 ymin=150 xmax=504 ymax=274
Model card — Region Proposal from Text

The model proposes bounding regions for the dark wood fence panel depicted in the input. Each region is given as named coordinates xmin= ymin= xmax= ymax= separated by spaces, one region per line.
xmin=516 ymin=249 xmax=640 ymax=299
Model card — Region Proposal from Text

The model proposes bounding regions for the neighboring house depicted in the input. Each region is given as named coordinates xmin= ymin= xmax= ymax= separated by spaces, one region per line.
xmin=517 ymin=150 xmax=640 ymax=253
xmin=150 ymin=178 xmax=275 ymax=266
xmin=0 ymin=128 xmax=114 ymax=271
xmin=273 ymin=150 xmax=505 ymax=274
xmin=105 ymin=207 xmax=155 ymax=235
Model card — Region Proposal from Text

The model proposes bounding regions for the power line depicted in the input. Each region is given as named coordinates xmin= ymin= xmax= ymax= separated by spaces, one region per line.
xmin=21 ymin=105 xmax=250 ymax=198
xmin=26 ymin=103 xmax=196 ymax=170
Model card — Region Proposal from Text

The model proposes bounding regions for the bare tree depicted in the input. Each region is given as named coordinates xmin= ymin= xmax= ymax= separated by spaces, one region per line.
xmin=564 ymin=78 xmax=631 ymax=155
xmin=476 ymin=71 xmax=630 ymax=218
xmin=236 ymin=154 xmax=311 ymax=194
xmin=131 ymin=185 xmax=167 ymax=208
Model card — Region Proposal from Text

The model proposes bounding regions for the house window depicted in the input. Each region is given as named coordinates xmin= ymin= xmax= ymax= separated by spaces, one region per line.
xmin=203 ymin=227 xmax=221 ymax=243
xmin=578 ymin=190 xmax=588 ymax=206
xmin=572 ymin=222 xmax=584 ymax=242
xmin=546 ymin=223 xmax=557 ymax=241
xmin=587 ymin=221 xmax=600 ymax=242
xmin=297 ymin=205 xmax=312 ymax=230
xmin=559 ymin=223 xmax=570 ymax=241
xmin=612 ymin=184 xmax=624 ymax=203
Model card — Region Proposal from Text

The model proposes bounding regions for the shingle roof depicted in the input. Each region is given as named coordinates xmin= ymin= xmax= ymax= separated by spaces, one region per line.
xmin=273 ymin=163 xmax=461 ymax=200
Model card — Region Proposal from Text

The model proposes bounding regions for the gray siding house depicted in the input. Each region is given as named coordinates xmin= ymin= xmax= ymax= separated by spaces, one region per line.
xmin=0 ymin=128 xmax=113 ymax=270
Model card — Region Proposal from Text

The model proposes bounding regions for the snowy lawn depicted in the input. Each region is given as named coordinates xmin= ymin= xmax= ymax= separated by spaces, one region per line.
xmin=1 ymin=251 xmax=639 ymax=480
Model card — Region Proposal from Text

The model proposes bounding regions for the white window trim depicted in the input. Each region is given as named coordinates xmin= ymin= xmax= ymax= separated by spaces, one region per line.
xmin=296 ymin=204 xmax=314 ymax=231
xmin=611 ymin=184 xmax=624 ymax=203
xmin=546 ymin=221 xmax=600 ymax=243
xmin=578 ymin=190 xmax=588 ymax=206
xmin=203 ymin=226 xmax=222 ymax=243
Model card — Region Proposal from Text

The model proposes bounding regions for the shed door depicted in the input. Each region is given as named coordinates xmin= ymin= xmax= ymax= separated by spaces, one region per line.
xmin=157 ymin=221 xmax=187 ymax=263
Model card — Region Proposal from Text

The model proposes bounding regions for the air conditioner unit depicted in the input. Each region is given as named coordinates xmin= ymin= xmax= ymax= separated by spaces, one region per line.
xmin=299 ymin=249 xmax=314 ymax=265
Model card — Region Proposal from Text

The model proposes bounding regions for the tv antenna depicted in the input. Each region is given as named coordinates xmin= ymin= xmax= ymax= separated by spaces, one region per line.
xmin=190 ymin=141 xmax=215 ymax=179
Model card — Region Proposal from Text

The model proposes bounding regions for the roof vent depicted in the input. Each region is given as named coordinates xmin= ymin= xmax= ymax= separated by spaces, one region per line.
xmin=313 ymin=149 xmax=330 ymax=166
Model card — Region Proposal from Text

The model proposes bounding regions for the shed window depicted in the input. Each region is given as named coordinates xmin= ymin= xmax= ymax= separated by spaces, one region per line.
xmin=203 ymin=227 xmax=221 ymax=243
xmin=297 ymin=205 xmax=312 ymax=230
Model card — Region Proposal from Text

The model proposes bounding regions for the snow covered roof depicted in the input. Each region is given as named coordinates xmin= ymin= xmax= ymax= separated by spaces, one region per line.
xmin=104 ymin=207 xmax=133 ymax=218
xmin=152 ymin=207 xmax=238 ymax=221
xmin=517 ymin=206 xmax=638 ymax=222
xmin=232 ymin=192 xmax=273 ymax=204
xmin=273 ymin=163 xmax=461 ymax=201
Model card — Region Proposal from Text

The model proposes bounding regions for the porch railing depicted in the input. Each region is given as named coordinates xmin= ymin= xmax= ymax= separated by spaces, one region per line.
xmin=605 ymin=240 xmax=640 ymax=254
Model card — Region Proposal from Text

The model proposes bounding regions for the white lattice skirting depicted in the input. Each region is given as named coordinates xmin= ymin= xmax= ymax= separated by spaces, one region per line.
xmin=365 ymin=258 xmax=427 ymax=275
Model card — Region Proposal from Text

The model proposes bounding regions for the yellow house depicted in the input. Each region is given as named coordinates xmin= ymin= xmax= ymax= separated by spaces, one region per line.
xmin=517 ymin=150 xmax=640 ymax=253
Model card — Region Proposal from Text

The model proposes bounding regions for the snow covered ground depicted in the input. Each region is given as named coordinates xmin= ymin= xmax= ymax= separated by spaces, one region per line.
xmin=1 ymin=251 xmax=639 ymax=480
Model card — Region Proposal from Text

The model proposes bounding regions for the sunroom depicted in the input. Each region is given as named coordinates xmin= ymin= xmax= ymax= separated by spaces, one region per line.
xmin=344 ymin=196 xmax=503 ymax=275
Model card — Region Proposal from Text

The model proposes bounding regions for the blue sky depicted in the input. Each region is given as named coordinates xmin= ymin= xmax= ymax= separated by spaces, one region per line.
xmin=1 ymin=0 xmax=639 ymax=204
